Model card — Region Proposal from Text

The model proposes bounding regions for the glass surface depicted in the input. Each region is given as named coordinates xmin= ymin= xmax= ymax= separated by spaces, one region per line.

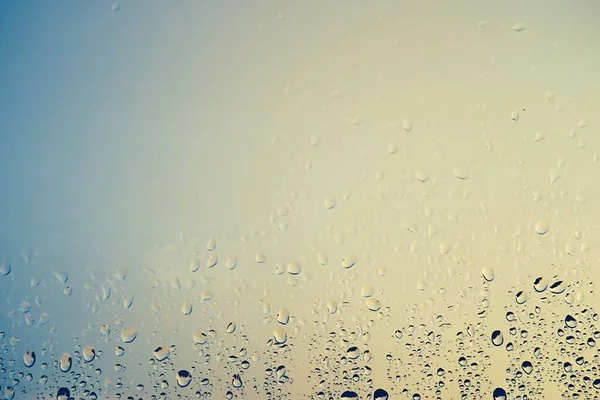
xmin=1 ymin=1 xmax=600 ymax=399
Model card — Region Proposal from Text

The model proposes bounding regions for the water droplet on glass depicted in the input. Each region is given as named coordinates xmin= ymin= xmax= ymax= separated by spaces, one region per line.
xmin=492 ymin=387 xmax=507 ymax=400
xmin=153 ymin=345 xmax=170 ymax=361
xmin=491 ymin=330 xmax=504 ymax=346
xmin=535 ymin=219 xmax=549 ymax=235
xmin=0 ymin=263 xmax=11 ymax=276
xmin=533 ymin=276 xmax=548 ymax=292
xmin=324 ymin=197 xmax=337 ymax=209
xmin=277 ymin=308 xmax=290 ymax=324
xmin=515 ymin=291 xmax=528 ymax=304
xmin=365 ymin=298 xmax=382 ymax=312
xmin=317 ymin=252 xmax=328 ymax=266
xmin=512 ymin=22 xmax=525 ymax=31
xmin=23 ymin=351 xmax=35 ymax=368
xmin=287 ymin=261 xmax=301 ymax=275
xmin=176 ymin=370 xmax=192 ymax=387
xmin=341 ymin=255 xmax=357 ymax=269
xmin=481 ymin=266 xmax=495 ymax=282
xmin=82 ymin=345 xmax=96 ymax=362
xmin=59 ymin=352 xmax=72 ymax=372
xmin=121 ymin=326 xmax=138 ymax=343
xmin=273 ymin=327 xmax=287 ymax=344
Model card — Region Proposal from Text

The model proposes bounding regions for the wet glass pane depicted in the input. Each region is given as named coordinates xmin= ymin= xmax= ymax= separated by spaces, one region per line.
xmin=1 ymin=1 xmax=599 ymax=399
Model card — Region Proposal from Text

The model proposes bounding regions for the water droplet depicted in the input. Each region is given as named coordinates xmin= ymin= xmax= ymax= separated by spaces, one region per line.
xmin=416 ymin=169 xmax=430 ymax=182
xmin=226 ymin=322 xmax=237 ymax=334
xmin=533 ymin=276 xmax=548 ymax=292
xmin=481 ymin=266 xmax=495 ymax=282
xmin=206 ymin=253 xmax=219 ymax=268
xmin=206 ymin=237 xmax=216 ymax=251
xmin=492 ymin=387 xmax=507 ymax=400
xmin=277 ymin=308 xmax=290 ymax=324
xmin=512 ymin=22 xmax=525 ymax=32
xmin=535 ymin=219 xmax=549 ymax=235
xmin=226 ymin=256 xmax=238 ymax=270
xmin=232 ymin=373 xmax=243 ymax=388
xmin=82 ymin=345 xmax=96 ymax=362
xmin=326 ymin=300 xmax=338 ymax=314
xmin=549 ymin=280 xmax=566 ymax=294
xmin=515 ymin=291 xmax=528 ymax=304
xmin=57 ymin=387 xmax=70 ymax=400
xmin=193 ymin=331 xmax=208 ymax=345
xmin=341 ymin=255 xmax=357 ymax=269
xmin=491 ymin=330 xmax=504 ymax=346
xmin=121 ymin=326 xmax=138 ymax=343
xmin=59 ymin=352 xmax=72 ymax=372
xmin=287 ymin=261 xmax=301 ymax=275
xmin=361 ymin=284 xmax=374 ymax=297
xmin=0 ymin=263 xmax=11 ymax=276
xmin=365 ymin=298 xmax=381 ymax=312
xmin=324 ymin=197 xmax=337 ymax=209
xmin=273 ymin=327 xmax=288 ymax=344
xmin=182 ymin=300 xmax=193 ymax=315
xmin=453 ymin=167 xmax=470 ymax=180
xmin=317 ymin=252 xmax=328 ymax=266
xmin=153 ymin=345 xmax=170 ymax=361
xmin=23 ymin=351 xmax=35 ymax=368
xmin=176 ymin=370 xmax=192 ymax=387
xmin=123 ymin=295 xmax=133 ymax=309
xmin=565 ymin=314 xmax=577 ymax=328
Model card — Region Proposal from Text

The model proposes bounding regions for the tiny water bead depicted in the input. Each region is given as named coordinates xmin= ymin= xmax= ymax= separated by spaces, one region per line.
xmin=481 ymin=266 xmax=495 ymax=282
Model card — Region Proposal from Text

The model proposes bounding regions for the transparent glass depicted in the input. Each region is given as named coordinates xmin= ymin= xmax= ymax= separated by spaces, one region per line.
xmin=1 ymin=1 xmax=599 ymax=399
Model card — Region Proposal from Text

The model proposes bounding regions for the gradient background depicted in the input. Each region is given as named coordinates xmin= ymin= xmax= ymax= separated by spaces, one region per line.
xmin=1 ymin=0 xmax=600 ymax=399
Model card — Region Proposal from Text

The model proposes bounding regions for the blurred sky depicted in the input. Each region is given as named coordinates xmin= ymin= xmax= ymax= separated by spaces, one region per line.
xmin=1 ymin=1 xmax=600 ymax=398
